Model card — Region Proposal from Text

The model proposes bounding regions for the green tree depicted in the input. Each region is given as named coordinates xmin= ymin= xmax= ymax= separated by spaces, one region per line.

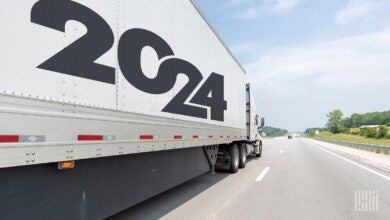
xmin=349 ymin=111 xmax=390 ymax=127
xmin=363 ymin=127 xmax=377 ymax=138
xmin=376 ymin=126 xmax=388 ymax=139
xmin=343 ymin=117 xmax=352 ymax=129
xmin=385 ymin=132 xmax=390 ymax=139
xmin=362 ymin=112 xmax=382 ymax=125
xmin=304 ymin=127 xmax=323 ymax=134
xmin=350 ymin=113 xmax=363 ymax=127
xmin=326 ymin=109 xmax=344 ymax=134
xmin=262 ymin=126 xmax=288 ymax=137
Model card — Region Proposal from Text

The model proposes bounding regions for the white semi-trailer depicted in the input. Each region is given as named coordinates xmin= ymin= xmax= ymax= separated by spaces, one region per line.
xmin=0 ymin=0 xmax=263 ymax=219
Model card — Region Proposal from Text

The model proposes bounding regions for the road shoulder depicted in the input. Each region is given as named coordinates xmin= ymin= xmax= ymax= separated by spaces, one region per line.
xmin=304 ymin=138 xmax=390 ymax=173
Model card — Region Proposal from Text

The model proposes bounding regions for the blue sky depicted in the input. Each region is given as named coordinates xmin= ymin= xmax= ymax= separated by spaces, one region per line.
xmin=196 ymin=0 xmax=390 ymax=132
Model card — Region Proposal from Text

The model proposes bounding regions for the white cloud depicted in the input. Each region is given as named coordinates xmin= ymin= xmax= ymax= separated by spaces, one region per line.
xmin=230 ymin=0 xmax=300 ymax=20
xmin=336 ymin=0 xmax=378 ymax=25
xmin=273 ymin=0 xmax=300 ymax=12
xmin=226 ymin=0 xmax=249 ymax=6
xmin=246 ymin=29 xmax=390 ymax=89
xmin=234 ymin=7 xmax=261 ymax=20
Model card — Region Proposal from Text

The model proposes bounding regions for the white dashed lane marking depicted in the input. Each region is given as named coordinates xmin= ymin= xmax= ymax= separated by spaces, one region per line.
xmin=256 ymin=167 xmax=270 ymax=182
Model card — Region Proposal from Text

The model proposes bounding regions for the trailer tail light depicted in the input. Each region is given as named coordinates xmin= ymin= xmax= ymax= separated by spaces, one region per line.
xmin=58 ymin=161 xmax=75 ymax=170
xmin=208 ymin=135 xmax=213 ymax=139
xmin=192 ymin=135 xmax=199 ymax=139
xmin=0 ymin=135 xmax=45 ymax=143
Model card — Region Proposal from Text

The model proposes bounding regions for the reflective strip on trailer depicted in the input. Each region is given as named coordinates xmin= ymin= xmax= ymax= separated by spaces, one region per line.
xmin=78 ymin=135 xmax=103 ymax=141
xmin=0 ymin=135 xmax=19 ymax=143
xmin=78 ymin=135 xmax=116 ymax=141
xmin=20 ymin=135 xmax=46 ymax=142
xmin=140 ymin=135 xmax=153 ymax=140
xmin=103 ymin=135 xmax=116 ymax=141
xmin=192 ymin=135 xmax=199 ymax=139
xmin=0 ymin=135 xmax=45 ymax=143
xmin=174 ymin=135 xmax=182 ymax=140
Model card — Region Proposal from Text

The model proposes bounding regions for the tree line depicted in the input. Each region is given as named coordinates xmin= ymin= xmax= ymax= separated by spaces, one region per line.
xmin=304 ymin=127 xmax=324 ymax=134
xmin=262 ymin=126 xmax=288 ymax=137
xmin=327 ymin=110 xmax=390 ymax=132
xmin=306 ymin=109 xmax=390 ymax=139
xmin=344 ymin=111 xmax=390 ymax=128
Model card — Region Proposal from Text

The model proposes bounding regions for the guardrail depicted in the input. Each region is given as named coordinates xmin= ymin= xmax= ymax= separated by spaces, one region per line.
xmin=315 ymin=138 xmax=390 ymax=155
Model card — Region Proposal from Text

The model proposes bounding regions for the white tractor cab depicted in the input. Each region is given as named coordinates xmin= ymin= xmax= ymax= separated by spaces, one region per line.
xmin=246 ymin=83 xmax=264 ymax=158
xmin=256 ymin=115 xmax=265 ymax=155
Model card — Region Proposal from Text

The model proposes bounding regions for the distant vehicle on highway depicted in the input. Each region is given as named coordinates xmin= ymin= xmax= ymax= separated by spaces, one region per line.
xmin=288 ymin=135 xmax=293 ymax=139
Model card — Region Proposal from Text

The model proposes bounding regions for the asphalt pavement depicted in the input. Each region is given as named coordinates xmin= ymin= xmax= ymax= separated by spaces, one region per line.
xmin=110 ymin=138 xmax=390 ymax=220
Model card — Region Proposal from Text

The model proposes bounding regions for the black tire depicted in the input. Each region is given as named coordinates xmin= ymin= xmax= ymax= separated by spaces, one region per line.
xmin=256 ymin=143 xmax=262 ymax=157
xmin=239 ymin=143 xmax=247 ymax=168
xmin=227 ymin=144 xmax=239 ymax=173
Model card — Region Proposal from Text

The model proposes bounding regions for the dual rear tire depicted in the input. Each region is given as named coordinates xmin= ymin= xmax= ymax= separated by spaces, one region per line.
xmin=256 ymin=142 xmax=262 ymax=157
xmin=227 ymin=143 xmax=247 ymax=173
xmin=227 ymin=144 xmax=239 ymax=173
xmin=238 ymin=143 xmax=247 ymax=169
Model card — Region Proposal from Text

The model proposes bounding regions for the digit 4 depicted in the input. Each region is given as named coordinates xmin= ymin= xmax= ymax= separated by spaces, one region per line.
xmin=190 ymin=73 xmax=227 ymax=121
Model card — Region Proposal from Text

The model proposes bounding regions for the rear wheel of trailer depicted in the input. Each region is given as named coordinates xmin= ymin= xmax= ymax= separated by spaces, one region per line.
xmin=227 ymin=144 xmax=239 ymax=173
xmin=238 ymin=142 xmax=247 ymax=168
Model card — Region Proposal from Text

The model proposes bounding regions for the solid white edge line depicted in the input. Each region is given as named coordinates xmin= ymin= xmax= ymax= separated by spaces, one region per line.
xmin=279 ymin=150 xmax=284 ymax=154
xmin=310 ymin=141 xmax=390 ymax=181
xmin=256 ymin=167 xmax=270 ymax=182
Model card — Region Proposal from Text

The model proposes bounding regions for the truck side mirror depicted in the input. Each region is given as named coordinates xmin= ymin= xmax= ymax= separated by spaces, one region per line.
xmin=258 ymin=118 xmax=265 ymax=132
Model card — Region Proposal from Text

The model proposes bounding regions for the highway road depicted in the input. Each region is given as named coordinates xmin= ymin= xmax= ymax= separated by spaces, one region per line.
xmin=110 ymin=138 xmax=390 ymax=220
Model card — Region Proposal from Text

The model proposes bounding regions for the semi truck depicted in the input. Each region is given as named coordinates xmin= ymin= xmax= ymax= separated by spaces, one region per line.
xmin=0 ymin=0 xmax=263 ymax=219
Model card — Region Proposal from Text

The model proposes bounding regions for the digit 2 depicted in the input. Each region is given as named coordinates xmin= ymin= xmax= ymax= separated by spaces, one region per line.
xmin=31 ymin=0 xmax=115 ymax=84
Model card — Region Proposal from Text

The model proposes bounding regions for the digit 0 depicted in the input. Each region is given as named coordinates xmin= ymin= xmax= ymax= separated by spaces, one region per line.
xmin=118 ymin=28 xmax=208 ymax=119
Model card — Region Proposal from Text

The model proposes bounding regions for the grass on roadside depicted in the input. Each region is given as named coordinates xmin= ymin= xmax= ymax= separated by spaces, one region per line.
xmin=315 ymin=131 xmax=390 ymax=147
xmin=350 ymin=127 xmax=360 ymax=134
